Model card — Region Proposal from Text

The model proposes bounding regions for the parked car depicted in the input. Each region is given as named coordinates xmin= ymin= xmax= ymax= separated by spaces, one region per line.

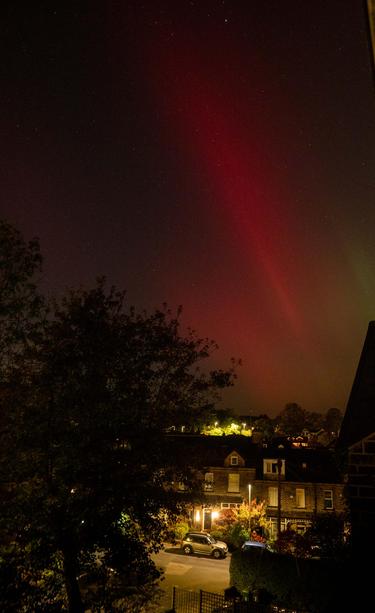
xmin=241 ymin=539 xmax=267 ymax=551
xmin=181 ymin=532 xmax=228 ymax=559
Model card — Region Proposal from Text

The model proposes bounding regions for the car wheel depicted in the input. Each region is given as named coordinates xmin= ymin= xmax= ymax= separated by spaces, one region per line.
xmin=212 ymin=549 xmax=222 ymax=559
xmin=183 ymin=545 xmax=193 ymax=555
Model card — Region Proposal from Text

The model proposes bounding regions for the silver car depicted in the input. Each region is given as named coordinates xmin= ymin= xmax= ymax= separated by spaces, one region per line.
xmin=181 ymin=532 xmax=228 ymax=559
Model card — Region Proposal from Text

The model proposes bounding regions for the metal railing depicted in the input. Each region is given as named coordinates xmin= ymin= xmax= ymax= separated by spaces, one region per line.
xmin=170 ymin=587 xmax=309 ymax=613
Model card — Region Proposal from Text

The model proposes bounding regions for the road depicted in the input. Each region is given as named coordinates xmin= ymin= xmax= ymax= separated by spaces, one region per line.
xmin=151 ymin=545 xmax=231 ymax=612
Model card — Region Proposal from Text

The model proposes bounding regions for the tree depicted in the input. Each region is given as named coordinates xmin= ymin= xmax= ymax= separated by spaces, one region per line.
xmin=252 ymin=415 xmax=275 ymax=440
xmin=236 ymin=501 xmax=270 ymax=537
xmin=273 ymin=526 xmax=312 ymax=558
xmin=276 ymin=403 xmax=306 ymax=436
xmin=213 ymin=501 xmax=270 ymax=548
xmin=0 ymin=220 xmax=51 ymax=608
xmin=1 ymin=277 xmax=236 ymax=612
xmin=304 ymin=411 xmax=324 ymax=432
xmin=0 ymin=219 xmax=45 ymax=373
xmin=304 ymin=513 xmax=348 ymax=559
xmin=323 ymin=407 xmax=343 ymax=437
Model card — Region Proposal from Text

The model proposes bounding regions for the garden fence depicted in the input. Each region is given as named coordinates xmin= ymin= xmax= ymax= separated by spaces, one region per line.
xmin=170 ymin=587 xmax=309 ymax=613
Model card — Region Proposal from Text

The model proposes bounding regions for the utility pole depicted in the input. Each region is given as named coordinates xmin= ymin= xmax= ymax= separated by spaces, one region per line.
xmin=248 ymin=483 xmax=252 ymax=535
xmin=277 ymin=458 xmax=282 ymax=537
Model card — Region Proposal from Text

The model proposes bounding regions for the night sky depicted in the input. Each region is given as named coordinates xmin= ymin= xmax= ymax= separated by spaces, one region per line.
xmin=1 ymin=1 xmax=375 ymax=416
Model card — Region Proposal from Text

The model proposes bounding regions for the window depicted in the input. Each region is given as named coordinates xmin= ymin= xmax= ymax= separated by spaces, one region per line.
xmin=296 ymin=488 xmax=306 ymax=508
xmin=268 ymin=486 xmax=278 ymax=507
xmin=269 ymin=517 xmax=288 ymax=537
xmin=221 ymin=502 xmax=241 ymax=509
xmin=324 ymin=490 xmax=333 ymax=510
xmin=230 ymin=455 xmax=238 ymax=466
xmin=295 ymin=520 xmax=311 ymax=534
xmin=195 ymin=536 xmax=207 ymax=544
xmin=203 ymin=472 xmax=214 ymax=491
xmin=263 ymin=459 xmax=285 ymax=476
xmin=228 ymin=473 xmax=240 ymax=492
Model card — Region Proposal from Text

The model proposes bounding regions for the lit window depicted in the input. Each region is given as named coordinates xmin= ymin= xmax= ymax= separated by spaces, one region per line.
xmin=296 ymin=488 xmax=306 ymax=508
xmin=268 ymin=486 xmax=278 ymax=507
xmin=324 ymin=490 xmax=333 ymax=510
xmin=263 ymin=459 xmax=285 ymax=475
xmin=269 ymin=517 xmax=288 ymax=537
xmin=228 ymin=473 xmax=240 ymax=492
xmin=230 ymin=455 xmax=238 ymax=466
xmin=203 ymin=472 xmax=214 ymax=491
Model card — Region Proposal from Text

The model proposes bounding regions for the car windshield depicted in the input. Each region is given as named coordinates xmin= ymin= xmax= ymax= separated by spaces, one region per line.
xmin=208 ymin=535 xmax=217 ymax=544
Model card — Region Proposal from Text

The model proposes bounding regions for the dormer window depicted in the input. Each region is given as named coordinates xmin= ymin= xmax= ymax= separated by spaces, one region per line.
xmin=224 ymin=451 xmax=244 ymax=467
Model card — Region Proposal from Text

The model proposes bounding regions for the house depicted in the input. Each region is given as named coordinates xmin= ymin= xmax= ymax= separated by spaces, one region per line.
xmin=254 ymin=444 xmax=345 ymax=536
xmin=338 ymin=321 xmax=375 ymax=550
xmin=169 ymin=433 xmax=345 ymax=537
xmin=170 ymin=435 xmax=256 ymax=530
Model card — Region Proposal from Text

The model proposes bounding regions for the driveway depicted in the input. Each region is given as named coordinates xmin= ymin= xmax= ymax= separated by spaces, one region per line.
xmin=152 ymin=545 xmax=231 ymax=611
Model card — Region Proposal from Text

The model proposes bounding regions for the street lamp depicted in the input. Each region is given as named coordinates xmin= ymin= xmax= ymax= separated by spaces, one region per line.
xmin=248 ymin=484 xmax=252 ymax=533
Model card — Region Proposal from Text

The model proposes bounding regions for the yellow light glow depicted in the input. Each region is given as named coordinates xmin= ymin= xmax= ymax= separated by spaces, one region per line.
xmin=195 ymin=510 xmax=201 ymax=522
xmin=212 ymin=511 xmax=219 ymax=520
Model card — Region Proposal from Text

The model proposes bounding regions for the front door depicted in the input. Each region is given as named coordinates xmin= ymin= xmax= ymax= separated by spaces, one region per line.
xmin=203 ymin=509 xmax=212 ymax=530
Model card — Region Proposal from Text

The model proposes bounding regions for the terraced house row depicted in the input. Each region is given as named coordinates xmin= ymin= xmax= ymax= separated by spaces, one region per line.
xmin=171 ymin=434 xmax=345 ymax=537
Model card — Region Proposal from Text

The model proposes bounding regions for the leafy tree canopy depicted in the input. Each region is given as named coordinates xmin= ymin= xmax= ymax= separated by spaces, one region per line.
xmin=0 ymin=221 xmax=236 ymax=612
xmin=276 ymin=403 xmax=306 ymax=436
xmin=324 ymin=407 xmax=343 ymax=435
xmin=0 ymin=219 xmax=44 ymax=373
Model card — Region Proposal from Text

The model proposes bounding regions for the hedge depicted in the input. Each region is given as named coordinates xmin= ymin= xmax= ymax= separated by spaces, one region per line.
xmin=230 ymin=548 xmax=348 ymax=612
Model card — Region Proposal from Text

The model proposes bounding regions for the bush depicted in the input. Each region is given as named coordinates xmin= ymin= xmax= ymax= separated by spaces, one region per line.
xmin=226 ymin=523 xmax=249 ymax=550
xmin=273 ymin=528 xmax=311 ymax=558
xmin=230 ymin=547 xmax=347 ymax=612
xmin=211 ymin=524 xmax=249 ymax=552
xmin=169 ymin=521 xmax=190 ymax=542
xmin=210 ymin=529 xmax=226 ymax=542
